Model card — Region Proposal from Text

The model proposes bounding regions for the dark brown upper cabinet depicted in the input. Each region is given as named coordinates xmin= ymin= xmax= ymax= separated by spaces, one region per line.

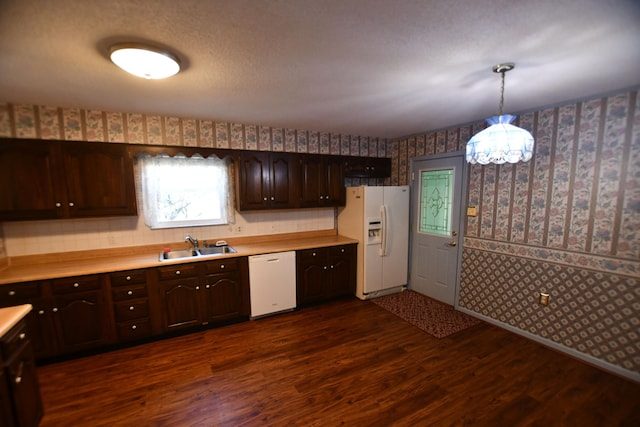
xmin=0 ymin=139 xmax=137 ymax=221
xmin=235 ymin=151 xmax=298 ymax=211
xmin=299 ymin=155 xmax=345 ymax=208
xmin=343 ymin=156 xmax=391 ymax=178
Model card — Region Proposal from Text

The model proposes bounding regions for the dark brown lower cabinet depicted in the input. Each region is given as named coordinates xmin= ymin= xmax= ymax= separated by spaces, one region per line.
xmin=156 ymin=257 xmax=250 ymax=333
xmin=296 ymin=244 xmax=356 ymax=306
xmin=0 ymin=318 xmax=43 ymax=427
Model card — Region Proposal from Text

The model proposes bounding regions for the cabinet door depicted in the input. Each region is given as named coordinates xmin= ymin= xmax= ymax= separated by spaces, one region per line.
xmin=236 ymin=152 xmax=270 ymax=210
xmin=296 ymin=248 xmax=329 ymax=306
xmin=324 ymin=156 xmax=345 ymax=206
xmin=158 ymin=278 xmax=202 ymax=331
xmin=201 ymin=271 xmax=243 ymax=323
xmin=328 ymin=245 xmax=356 ymax=298
xmin=6 ymin=343 xmax=43 ymax=427
xmin=269 ymin=153 xmax=297 ymax=209
xmin=52 ymin=290 xmax=112 ymax=353
xmin=299 ymin=155 xmax=323 ymax=207
xmin=0 ymin=370 xmax=15 ymax=427
xmin=62 ymin=142 xmax=137 ymax=217
xmin=0 ymin=139 xmax=64 ymax=220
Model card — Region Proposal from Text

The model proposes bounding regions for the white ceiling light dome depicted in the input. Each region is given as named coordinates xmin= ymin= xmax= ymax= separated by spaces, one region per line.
xmin=109 ymin=43 xmax=181 ymax=80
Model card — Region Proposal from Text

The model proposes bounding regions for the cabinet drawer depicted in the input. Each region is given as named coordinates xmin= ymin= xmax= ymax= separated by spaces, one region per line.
xmin=51 ymin=275 xmax=101 ymax=294
xmin=157 ymin=263 xmax=198 ymax=280
xmin=112 ymin=285 xmax=147 ymax=301
xmin=329 ymin=244 xmax=355 ymax=257
xmin=110 ymin=270 xmax=146 ymax=287
xmin=114 ymin=300 xmax=149 ymax=322
xmin=298 ymin=248 xmax=327 ymax=262
xmin=116 ymin=319 xmax=151 ymax=341
xmin=0 ymin=282 xmax=41 ymax=303
xmin=203 ymin=258 xmax=239 ymax=274
xmin=1 ymin=320 xmax=28 ymax=361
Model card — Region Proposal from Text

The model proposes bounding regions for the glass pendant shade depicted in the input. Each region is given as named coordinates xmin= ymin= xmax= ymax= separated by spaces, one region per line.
xmin=110 ymin=44 xmax=180 ymax=80
xmin=466 ymin=114 xmax=534 ymax=164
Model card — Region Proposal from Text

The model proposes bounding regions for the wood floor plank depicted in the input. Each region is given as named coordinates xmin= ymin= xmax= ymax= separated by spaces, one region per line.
xmin=36 ymin=298 xmax=640 ymax=426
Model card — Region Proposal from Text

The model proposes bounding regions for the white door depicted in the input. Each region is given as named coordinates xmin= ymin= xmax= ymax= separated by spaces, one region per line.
xmin=409 ymin=153 xmax=466 ymax=305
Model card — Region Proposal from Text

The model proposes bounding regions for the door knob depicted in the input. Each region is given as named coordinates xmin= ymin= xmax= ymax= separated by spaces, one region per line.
xmin=447 ymin=241 xmax=457 ymax=247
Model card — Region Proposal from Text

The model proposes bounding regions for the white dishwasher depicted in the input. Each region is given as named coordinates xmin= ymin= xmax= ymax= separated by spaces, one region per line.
xmin=248 ymin=251 xmax=296 ymax=318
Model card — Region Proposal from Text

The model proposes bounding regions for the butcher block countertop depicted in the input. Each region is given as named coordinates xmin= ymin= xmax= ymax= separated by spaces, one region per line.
xmin=0 ymin=304 xmax=32 ymax=337
xmin=0 ymin=230 xmax=358 ymax=285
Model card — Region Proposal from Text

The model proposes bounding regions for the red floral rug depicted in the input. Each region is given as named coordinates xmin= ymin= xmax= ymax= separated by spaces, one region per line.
xmin=370 ymin=290 xmax=482 ymax=338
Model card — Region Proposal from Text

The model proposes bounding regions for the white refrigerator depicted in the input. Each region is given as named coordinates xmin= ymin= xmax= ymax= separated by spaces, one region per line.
xmin=337 ymin=185 xmax=410 ymax=300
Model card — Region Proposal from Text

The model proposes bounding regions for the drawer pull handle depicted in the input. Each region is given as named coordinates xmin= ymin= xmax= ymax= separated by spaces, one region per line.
xmin=15 ymin=361 xmax=23 ymax=384
xmin=8 ymin=290 xmax=16 ymax=296
xmin=73 ymin=282 xmax=80 ymax=288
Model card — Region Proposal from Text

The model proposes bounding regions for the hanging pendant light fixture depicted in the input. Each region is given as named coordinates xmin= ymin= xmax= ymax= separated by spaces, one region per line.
xmin=466 ymin=63 xmax=534 ymax=165
xmin=110 ymin=43 xmax=181 ymax=80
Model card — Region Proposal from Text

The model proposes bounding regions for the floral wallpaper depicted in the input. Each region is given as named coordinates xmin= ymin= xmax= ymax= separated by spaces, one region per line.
xmin=392 ymin=88 xmax=640 ymax=378
xmin=0 ymin=103 xmax=389 ymax=158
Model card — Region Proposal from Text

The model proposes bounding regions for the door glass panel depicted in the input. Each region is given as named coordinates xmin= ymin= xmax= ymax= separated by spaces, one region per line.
xmin=419 ymin=168 xmax=454 ymax=236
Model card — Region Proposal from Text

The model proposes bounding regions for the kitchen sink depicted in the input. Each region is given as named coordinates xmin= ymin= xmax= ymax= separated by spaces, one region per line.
xmin=159 ymin=245 xmax=236 ymax=261
xmin=196 ymin=246 xmax=237 ymax=256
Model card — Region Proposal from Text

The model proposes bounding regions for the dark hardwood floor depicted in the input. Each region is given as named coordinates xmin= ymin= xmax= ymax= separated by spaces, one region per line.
xmin=37 ymin=298 xmax=640 ymax=426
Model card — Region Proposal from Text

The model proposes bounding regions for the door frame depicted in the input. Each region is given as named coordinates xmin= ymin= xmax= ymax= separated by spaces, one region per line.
xmin=408 ymin=150 xmax=468 ymax=307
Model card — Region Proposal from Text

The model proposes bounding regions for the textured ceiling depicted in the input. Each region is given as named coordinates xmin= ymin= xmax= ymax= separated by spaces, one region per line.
xmin=1 ymin=0 xmax=639 ymax=139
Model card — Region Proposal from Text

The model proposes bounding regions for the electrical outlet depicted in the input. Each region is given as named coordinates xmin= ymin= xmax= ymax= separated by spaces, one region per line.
xmin=539 ymin=292 xmax=550 ymax=306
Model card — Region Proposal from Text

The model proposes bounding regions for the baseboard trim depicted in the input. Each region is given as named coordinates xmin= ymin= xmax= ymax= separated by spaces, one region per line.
xmin=457 ymin=307 xmax=640 ymax=384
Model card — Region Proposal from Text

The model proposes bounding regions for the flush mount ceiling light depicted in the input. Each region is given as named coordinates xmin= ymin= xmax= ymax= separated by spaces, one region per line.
xmin=466 ymin=63 xmax=534 ymax=165
xmin=109 ymin=43 xmax=180 ymax=80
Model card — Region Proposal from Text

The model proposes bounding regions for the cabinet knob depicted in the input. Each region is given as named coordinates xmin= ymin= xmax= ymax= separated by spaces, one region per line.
xmin=38 ymin=310 xmax=45 ymax=315
xmin=129 ymin=306 xmax=135 ymax=311
xmin=8 ymin=290 xmax=16 ymax=296
xmin=69 ymin=202 xmax=75 ymax=207
xmin=19 ymin=332 xmax=26 ymax=340
xmin=196 ymin=286 xmax=200 ymax=291
xmin=175 ymin=270 xmax=181 ymax=275
xmin=127 ymin=290 xmax=133 ymax=295
xmin=263 ymin=197 xmax=268 ymax=201
xmin=15 ymin=376 xmax=22 ymax=384
xmin=73 ymin=282 xmax=80 ymax=288
xmin=341 ymin=248 xmax=345 ymax=253
xmin=312 ymin=252 xmax=316 ymax=256
xmin=270 ymin=196 xmax=274 ymax=201
xmin=126 ymin=276 xmax=131 ymax=281
xmin=220 ymin=264 xmax=225 ymax=269
xmin=52 ymin=307 xmax=58 ymax=313
xmin=330 ymin=265 xmax=334 ymax=269
xmin=131 ymin=325 xmax=137 ymax=330
xmin=324 ymin=266 xmax=328 ymax=270
xmin=206 ymin=284 xmax=210 ymax=289
xmin=55 ymin=202 xmax=62 ymax=208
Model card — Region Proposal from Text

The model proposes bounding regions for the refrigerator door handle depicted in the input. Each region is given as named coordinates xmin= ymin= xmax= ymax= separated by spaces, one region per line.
xmin=380 ymin=204 xmax=388 ymax=256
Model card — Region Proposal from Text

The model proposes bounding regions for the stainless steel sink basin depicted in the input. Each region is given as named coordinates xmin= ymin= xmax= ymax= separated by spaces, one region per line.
xmin=196 ymin=246 xmax=237 ymax=256
xmin=159 ymin=246 xmax=236 ymax=261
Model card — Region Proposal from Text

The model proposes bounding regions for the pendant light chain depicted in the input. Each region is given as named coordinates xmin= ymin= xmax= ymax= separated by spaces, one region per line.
xmin=498 ymin=70 xmax=505 ymax=117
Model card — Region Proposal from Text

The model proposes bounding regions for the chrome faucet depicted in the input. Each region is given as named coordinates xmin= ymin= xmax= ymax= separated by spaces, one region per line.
xmin=184 ymin=234 xmax=199 ymax=249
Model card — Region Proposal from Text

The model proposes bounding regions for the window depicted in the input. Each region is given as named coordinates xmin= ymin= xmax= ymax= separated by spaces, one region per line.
xmin=137 ymin=153 xmax=234 ymax=229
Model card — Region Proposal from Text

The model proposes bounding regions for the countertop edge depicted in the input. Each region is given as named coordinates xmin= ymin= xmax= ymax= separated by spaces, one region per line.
xmin=0 ymin=304 xmax=32 ymax=338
